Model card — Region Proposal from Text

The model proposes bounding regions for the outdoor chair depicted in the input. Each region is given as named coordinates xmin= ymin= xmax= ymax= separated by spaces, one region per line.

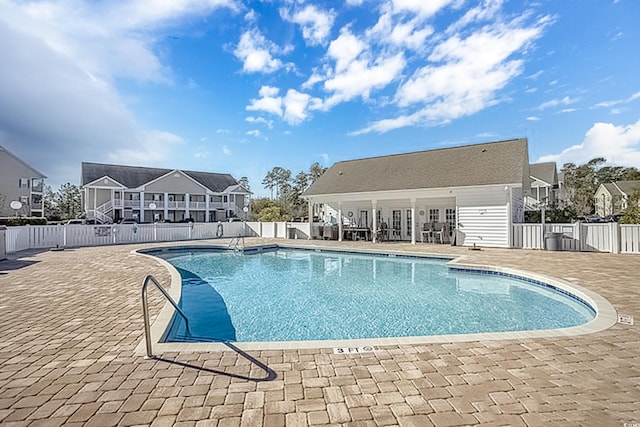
xmin=376 ymin=222 xmax=389 ymax=242
xmin=432 ymin=222 xmax=447 ymax=244
xmin=421 ymin=222 xmax=433 ymax=243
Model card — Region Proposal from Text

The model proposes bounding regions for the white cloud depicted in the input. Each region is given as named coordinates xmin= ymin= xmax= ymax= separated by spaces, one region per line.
xmin=538 ymin=119 xmax=640 ymax=167
xmin=234 ymin=29 xmax=284 ymax=73
xmin=526 ymin=116 xmax=540 ymax=121
xmin=0 ymin=0 xmax=237 ymax=187
xmin=246 ymin=116 xmax=274 ymax=128
xmin=246 ymin=130 xmax=262 ymax=137
xmin=246 ymin=86 xmax=283 ymax=116
xmin=366 ymin=8 xmax=433 ymax=50
xmin=222 ymin=145 xmax=232 ymax=155
xmin=538 ymin=96 xmax=577 ymax=110
xmin=283 ymin=89 xmax=322 ymax=125
xmin=594 ymin=91 xmax=640 ymax=110
xmin=245 ymin=86 xmax=321 ymax=125
xmin=391 ymin=0 xmax=456 ymax=18
xmin=354 ymin=13 xmax=550 ymax=134
xmin=324 ymin=53 xmax=406 ymax=108
xmin=281 ymin=5 xmax=336 ymax=46
xmin=327 ymin=29 xmax=366 ymax=73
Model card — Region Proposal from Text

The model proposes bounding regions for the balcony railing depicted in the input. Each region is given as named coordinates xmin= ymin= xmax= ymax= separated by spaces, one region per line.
xmin=111 ymin=199 xmax=228 ymax=211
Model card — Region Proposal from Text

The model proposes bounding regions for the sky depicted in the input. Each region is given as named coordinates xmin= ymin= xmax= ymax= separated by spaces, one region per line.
xmin=1 ymin=0 xmax=639 ymax=198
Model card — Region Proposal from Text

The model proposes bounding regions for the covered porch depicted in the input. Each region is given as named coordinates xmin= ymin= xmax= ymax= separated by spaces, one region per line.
xmin=306 ymin=189 xmax=457 ymax=245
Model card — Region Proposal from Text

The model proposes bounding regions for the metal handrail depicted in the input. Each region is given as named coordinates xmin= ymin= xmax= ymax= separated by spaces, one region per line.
xmin=141 ymin=275 xmax=190 ymax=358
xmin=228 ymin=235 xmax=244 ymax=252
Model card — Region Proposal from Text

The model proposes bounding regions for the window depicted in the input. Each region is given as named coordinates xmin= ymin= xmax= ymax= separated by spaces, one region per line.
xmin=20 ymin=196 xmax=29 ymax=205
xmin=446 ymin=208 xmax=456 ymax=237
xmin=429 ymin=208 xmax=439 ymax=223
xmin=359 ymin=210 xmax=369 ymax=228
xmin=19 ymin=178 xmax=29 ymax=188
xmin=392 ymin=210 xmax=401 ymax=232
xmin=406 ymin=209 xmax=412 ymax=237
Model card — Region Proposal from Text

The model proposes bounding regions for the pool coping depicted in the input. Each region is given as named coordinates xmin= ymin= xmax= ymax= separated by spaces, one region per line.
xmin=133 ymin=243 xmax=618 ymax=355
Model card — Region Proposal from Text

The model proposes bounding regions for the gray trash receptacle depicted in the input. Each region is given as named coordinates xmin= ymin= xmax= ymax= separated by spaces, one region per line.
xmin=545 ymin=232 xmax=563 ymax=251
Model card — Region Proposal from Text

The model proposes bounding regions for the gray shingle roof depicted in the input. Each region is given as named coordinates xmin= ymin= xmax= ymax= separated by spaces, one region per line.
xmin=615 ymin=180 xmax=640 ymax=196
xmin=530 ymin=162 xmax=557 ymax=186
xmin=0 ymin=145 xmax=46 ymax=179
xmin=81 ymin=162 xmax=239 ymax=192
xmin=303 ymin=139 xmax=529 ymax=196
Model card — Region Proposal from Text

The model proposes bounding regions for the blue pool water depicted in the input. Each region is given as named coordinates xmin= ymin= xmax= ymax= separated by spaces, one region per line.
xmin=155 ymin=247 xmax=595 ymax=343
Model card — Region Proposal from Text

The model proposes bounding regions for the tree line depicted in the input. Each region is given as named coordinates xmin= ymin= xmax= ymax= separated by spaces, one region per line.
xmin=251 ymin=162 xmax=326 ymax=221
xmin=534 ymin=157 xmax=640 ymax=223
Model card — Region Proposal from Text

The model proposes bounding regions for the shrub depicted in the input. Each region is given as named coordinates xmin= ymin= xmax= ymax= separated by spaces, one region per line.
xmin=0 ymin=217 xmax=48 ymax=226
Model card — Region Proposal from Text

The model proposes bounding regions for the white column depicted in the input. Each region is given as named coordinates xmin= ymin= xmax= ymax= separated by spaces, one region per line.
xmin=185 ymin=193 xmax=190 ymax=220
xmin=164 ymin=192 xmax=169 ymax=219
xmin=308 ymin=200 xmax=313 ymax=240
xmin=372 ymin=200 xmax=378 ymax=243
xmin=338 ymin=203 xmax=343 ymax=242
xmin=139 ymin=191 xmax=145 ymax=221
xmin=410 ymin=200 xmax=416 ymax=245
xmin=205 ymin=194 xmax=210 ymax=222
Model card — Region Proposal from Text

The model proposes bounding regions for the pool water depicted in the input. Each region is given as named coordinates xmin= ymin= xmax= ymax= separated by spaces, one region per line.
xmin=158 ymin=248 xmax=595 ymax=343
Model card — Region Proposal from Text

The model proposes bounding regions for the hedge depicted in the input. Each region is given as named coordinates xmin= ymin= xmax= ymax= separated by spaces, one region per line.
xmin=0 ymin=217 xmax=48 ymax=226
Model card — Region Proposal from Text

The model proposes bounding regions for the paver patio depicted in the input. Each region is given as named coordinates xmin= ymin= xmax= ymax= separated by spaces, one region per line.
xmin=0 ymin=238 xmax=639 ymax=426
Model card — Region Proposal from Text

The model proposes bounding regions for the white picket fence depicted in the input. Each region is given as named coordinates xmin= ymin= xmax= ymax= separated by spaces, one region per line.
xmin=4 ymin=221 xmax=638 ymax=255
xmin=3 ymin=221 xmax=314 ymax=254
xmin=511 ymin=223 xmax=640 ymax=254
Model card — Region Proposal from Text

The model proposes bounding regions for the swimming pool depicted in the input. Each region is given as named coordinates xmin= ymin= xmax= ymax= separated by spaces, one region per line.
xmin=151 ymin=246 xmax=597 ymax=344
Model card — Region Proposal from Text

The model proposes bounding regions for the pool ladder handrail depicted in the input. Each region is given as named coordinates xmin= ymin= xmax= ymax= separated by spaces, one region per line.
xmin=228 ymin=235 xmax=245 ymax=252
xmin=141 ymin=274 xmax=191 ymax=358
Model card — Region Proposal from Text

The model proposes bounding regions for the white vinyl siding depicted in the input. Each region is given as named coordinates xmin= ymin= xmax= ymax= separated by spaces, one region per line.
xmin=457 ymin=187 xmax=510 ymax=248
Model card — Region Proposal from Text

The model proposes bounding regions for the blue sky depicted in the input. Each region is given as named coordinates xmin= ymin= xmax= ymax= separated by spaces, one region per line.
xmin=1 ymin=0 xmax=639 ymax=197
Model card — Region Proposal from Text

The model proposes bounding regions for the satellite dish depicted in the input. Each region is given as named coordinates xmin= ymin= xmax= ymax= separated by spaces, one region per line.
xmin=10 ymin=201 xmax=22 ymax=210
xmin=148 ymin=203 xmax=157 ymax=210
xmin=243 ymin=206 xmax=249 ymax=212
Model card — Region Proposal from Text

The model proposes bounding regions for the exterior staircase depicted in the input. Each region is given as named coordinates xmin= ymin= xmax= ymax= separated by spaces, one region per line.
xmin=87 ymin=201 xmax=114 ymax=224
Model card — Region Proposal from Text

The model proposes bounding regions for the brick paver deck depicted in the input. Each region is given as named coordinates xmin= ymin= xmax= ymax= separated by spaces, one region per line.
xmin=1 ymin=239 xmax=639 ymax=426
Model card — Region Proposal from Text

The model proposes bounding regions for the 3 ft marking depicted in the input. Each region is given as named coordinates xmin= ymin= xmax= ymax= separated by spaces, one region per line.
xmin=333 ymin=346 xmax=376 ymax=354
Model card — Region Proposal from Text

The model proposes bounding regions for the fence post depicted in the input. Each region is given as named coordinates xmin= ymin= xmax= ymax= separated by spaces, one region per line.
xmin=611 ymin=222 xmax=620 ymax=254
xmin=576 ymin=223 xmax=582 ymax=252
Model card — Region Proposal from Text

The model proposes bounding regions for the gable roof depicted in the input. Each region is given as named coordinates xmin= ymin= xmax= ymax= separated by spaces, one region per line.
xmin=530 ymin=162 xmax=557 ymax=186
xmin=0 ymin=145 xmax=46 ymax=179
xmin=81 ymin=162 xmax=238 ymax=192
xmin=304 ymin=139 xmax=529 ymax=196
xmin=614 ymin=180 xmax=640 ymax=196
xmin=601 ymin=182 xmax=623 ymax=197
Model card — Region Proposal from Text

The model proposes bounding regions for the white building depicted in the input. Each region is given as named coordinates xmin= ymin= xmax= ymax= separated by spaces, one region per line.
xmin=81 ymin=162 xmax=251 ymax=223
xmin=303 ymin=139 xmax=531 ymax=248
xmin=0 ymin=145 xmax=46 ymax=217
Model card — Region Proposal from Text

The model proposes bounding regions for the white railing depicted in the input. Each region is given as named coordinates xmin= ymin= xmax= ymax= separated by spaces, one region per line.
xmin=512 ymin=222 xmax=640 ymax=254
xmin=5 ymin=221 xmax=638 ymax=254
xmin=2 ymin=221 xmax=305 ymax=254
